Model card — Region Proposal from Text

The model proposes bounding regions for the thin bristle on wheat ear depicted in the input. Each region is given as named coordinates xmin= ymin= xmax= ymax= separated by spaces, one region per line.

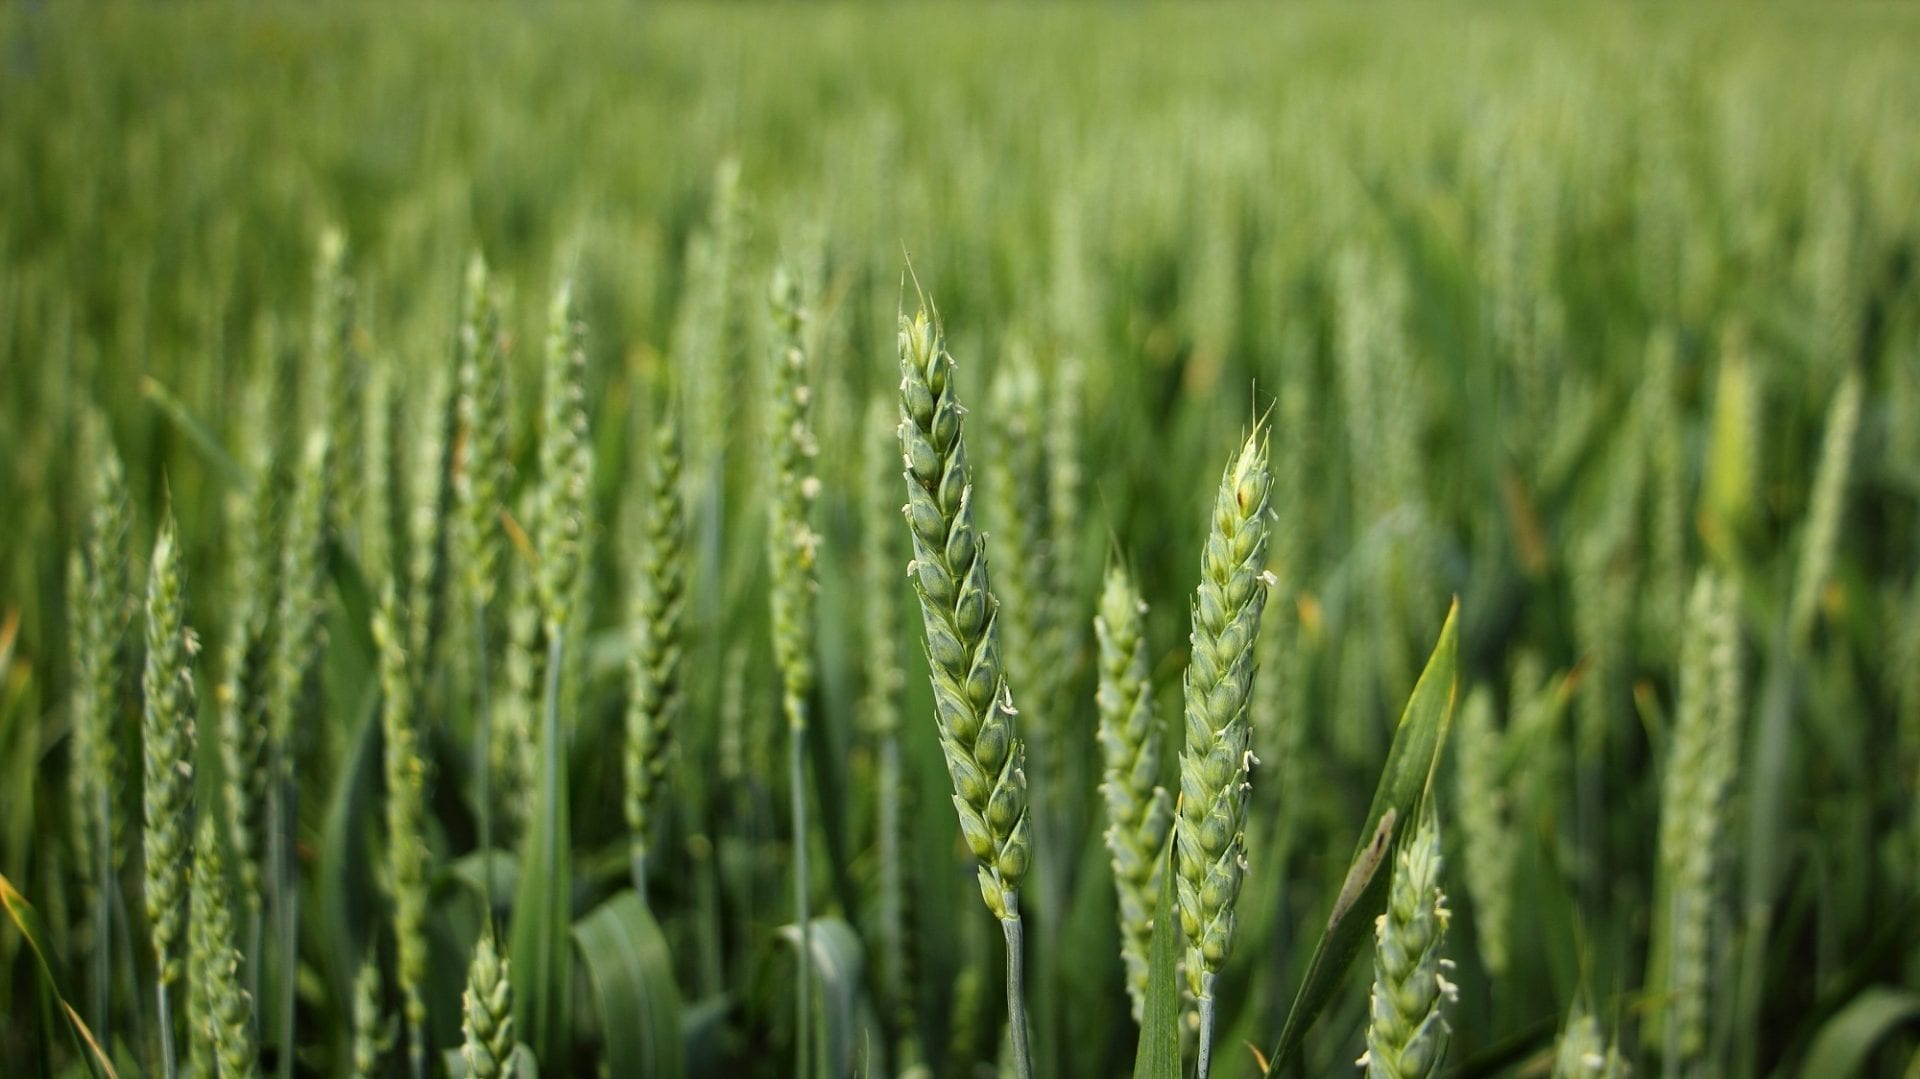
xmin=1176 ymin=426 xmax=1273 ymax=1079
xmin=1094 ymin=563 xmax=1172 ymax=1025
xmin=896 ymin=296 xmax=1033 ymax=1078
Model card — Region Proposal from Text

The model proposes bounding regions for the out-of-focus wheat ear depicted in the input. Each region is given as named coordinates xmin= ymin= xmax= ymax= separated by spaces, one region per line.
xmin=309 ymin=227 xmax=363 ymax=548
xmin=765 ymin=264 xmax=821 ymax=1078
xmin=860 ymin=391 xmax=918 ymax=1067
xmin=897 ymin=297 xmax=1033 ymax=1078
xmin=373 ymin=590 xmax=431 ymax=1079
xmin=405 ymin=361 xmax=458 ymax=685
xmin=458 ymin=251 xmax=512 ymax=613
xmin=1094 ymin=563 xmax=1172 ymax=1024
xmin=69 ymin=404 xmax=135 ymax=1040
xmin=268 ymin=427 xmax=331 ymax=1079
xmin=350 ymin=956 xmax=393 ymax=1079
xmin=1174 ymin=426 xmax=1273 ymax=1079
xmin=1452 ymin=685 xmax=1514 ymax=978
xmin=497 ymin=514 xmax=543 ymax=839
xmin=189 ymin=815 xmax=256 ymax=1079
xmin=143 ymin=509 xmax=199 ymax=1079
xmin=535 ymin=280 xmax=593 ymax=634
xmin=1649 ymin=571 xmax=1741 ymax=1073
xmin=1550 ymin=1002 xmax=1632 ymax=1079
xmin=1789 ymin=366 xmax=1862 ymax=648
xmin=984 ymin=355 xmax=1056 ymax=805
xmin=461 ymin=933 xmax=515 ymax=1078
xmin=625 ymin=416 xmax=686 ymax=899
xmin=457 ymin=251 xmax=511 ymax=899
xmin=1359 ymin=805 xmax=1455 ymax=1079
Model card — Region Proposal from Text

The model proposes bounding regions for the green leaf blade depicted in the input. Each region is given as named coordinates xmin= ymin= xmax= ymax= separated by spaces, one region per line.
xmin=1262 ymin=599 xmax=1460 ymax=1075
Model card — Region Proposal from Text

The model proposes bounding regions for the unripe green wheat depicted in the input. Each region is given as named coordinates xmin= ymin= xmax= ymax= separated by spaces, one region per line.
xmin=351 ymin=957 xmax=391 ymax=1079
xmin=535 ymin=282 xmax=592 ymax=633
xmin=862 ymin=392 xmax=916 ymax=1065
xmin=1552 ymin=1006 xmax=1631 ymax=1079
xmin=498 ymin=540 xmax=542 ymax=837
xmin=1360 ymin=807 xmax=1455 ymax=1079
xmin=1651 ymin=571 xmax=1741 ymax=1072
xmin=1789 ymin=366 xmax=1861 ymax=646
xmin=767 ymin=266 xmax=820 ymax=722
xmin=70 ymin=408 xmax=133 ymax=895
xmin=272 ymin=429 xmax=332 ymax=783
xmin=405 ymin=362 xmax=458 ymax=684
xmin=374 ymin=590 xmax=431 ymax=1074
xmin=1094 ymin=564 xmax=1172 ymax=1023
xmin=310 ymin=229 xmax=362 ymax=547
xmin=189 ymin=816 xmax=256 ymax=1079
xmin=143 ymin=513 xmax=198 ymax=989
xmin=897 ymin=298 xmax=1034 ymax=1077
xmin=457 ymin=252 xmax=511 ymax=613
xmin=625 ymin=418 xmax=686 ymax=891
xmin=461 ymin=934 xmax=515 ymax=1078
xmin=1175 ymin=429 xmax=1272 ymax=995
xmin=766 ymin=265 xmax=821 ymax=1079
xmin=897 ymin=302 xmax=1032 ymax=920
xmin=1451 ymin=685 xmax=1513 ymax=977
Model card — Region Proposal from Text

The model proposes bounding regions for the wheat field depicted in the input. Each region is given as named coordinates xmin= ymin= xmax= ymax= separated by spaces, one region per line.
xmin=2 ymin=3 xmax=1918 ymax=1077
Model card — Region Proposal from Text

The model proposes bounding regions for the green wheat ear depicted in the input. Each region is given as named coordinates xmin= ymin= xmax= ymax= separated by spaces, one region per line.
xmin=1175 ymin=428 xmax=1273 ymax=993
xmin=190 ymin=815 xmax=257 ymax=1079
xmin=625 ymin=416 xmax=687 ymax=892
xmin=897 ymin=301 xmax=1031 ymax=921
xmin=461 ymin=933 xmax=516 ymax=1078
xmin=1361 ymin=805 xmax=1455 ymax=1079
xmin=1094 ymin=563 xmax=1172 ymax=1024
xmin=143 ymin=511 xmax=198 ymax=988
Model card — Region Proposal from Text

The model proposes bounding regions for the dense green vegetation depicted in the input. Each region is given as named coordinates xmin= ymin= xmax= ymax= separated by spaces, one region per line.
xmin=2 ymin=3 xmax=1918 ymax=1076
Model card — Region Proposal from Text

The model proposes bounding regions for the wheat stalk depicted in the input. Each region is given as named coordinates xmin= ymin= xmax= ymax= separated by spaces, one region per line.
xmin=896 ymin=297 xmax=1033 ymax=1077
